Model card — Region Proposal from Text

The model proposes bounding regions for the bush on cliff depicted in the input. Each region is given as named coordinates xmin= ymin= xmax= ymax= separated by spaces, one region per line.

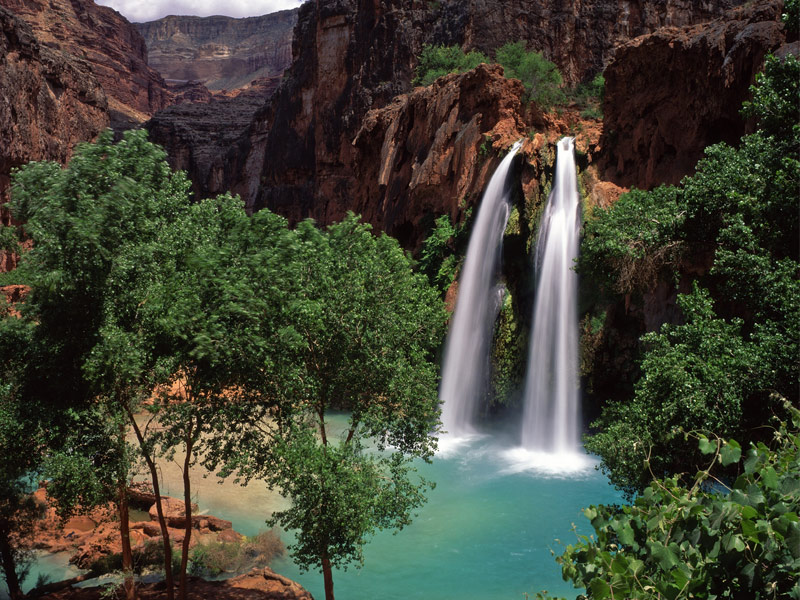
xmin=413 ymin=44 xmax=489 ymax=86
xmin=495 ymin=41 xmax=565 ymax=108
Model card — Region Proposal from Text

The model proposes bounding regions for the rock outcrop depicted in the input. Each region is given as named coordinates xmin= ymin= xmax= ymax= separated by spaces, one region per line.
xmin=32 ymin=486 xmax=243 ymax=570
xmin=0 ymin=0 xmax=170 ymax=128
xmin=145 ymin=91 xmax=267 ymax=199
xmin=0 ymin=5 xmax=110 ymax=270
xmin=599 ymin=0 xmax=788 ymax=189
xmin=433 ymin=0 xmax=747 ymax=84
xmin=137 ymin=10 xmax=297 ymax=92
xmin=351 ymin=64 xmax=530 ymax=247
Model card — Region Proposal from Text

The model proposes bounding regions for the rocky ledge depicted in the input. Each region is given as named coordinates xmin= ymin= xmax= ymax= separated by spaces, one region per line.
xmin=600 ymin=0 xmax=789 ymax=189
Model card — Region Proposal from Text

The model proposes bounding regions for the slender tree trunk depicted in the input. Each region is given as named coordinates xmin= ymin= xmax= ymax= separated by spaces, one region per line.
xmin=321 ymin=550 xmax=335 ymax=600
xmin=118 ymin=485 xmax=136 ymax=600
xmin=126 ymin=407 xmax=175 ymax=600
xmin=0 ymin=518 xmax=22 ymax=600
xmin=178 ymin=426 xmax=195 ymax=600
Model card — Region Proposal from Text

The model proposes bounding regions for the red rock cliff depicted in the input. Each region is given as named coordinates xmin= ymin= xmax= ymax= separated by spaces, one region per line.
xmin=0 ymin=5 xmax=109 ymax=270
xmin=0 ymin=0 xmax=171 ymax=128
xmin=216 ymin=0 xmax=755 ymax=247
xmin=599 ymin=0 xmax=788 ymax=189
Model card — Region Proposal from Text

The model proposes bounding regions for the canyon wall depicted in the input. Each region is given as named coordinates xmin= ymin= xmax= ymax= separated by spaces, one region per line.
xmin=0 ymin=5 xmax=109 ymax=270
xmin=137 ymin=10 xmax=297 ymax=91
xmin=215 ymin=0 xmax=753 ymax=246
xmin=0 ymin=0 xmax=170 ymax=128
xmin=600 ymin=0 xmax=789 ymax=189
xmin=433 ymin=0 xmax=746 ymax=83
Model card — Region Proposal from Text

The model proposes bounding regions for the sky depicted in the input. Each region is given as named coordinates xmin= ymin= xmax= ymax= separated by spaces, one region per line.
xmin=95 ymin=0 xmax=306 ymax=23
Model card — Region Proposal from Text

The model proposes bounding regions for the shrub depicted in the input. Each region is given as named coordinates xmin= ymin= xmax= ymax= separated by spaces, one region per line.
xmin=413 ymin=44 xmax=489 ymax=86
xmin=495 ymin=41 xmax=565 ymax=108
xmin=189 ymin=529 xmax=286 ymax=577
xmin=546 ymin=402 xmax=800 ymax=600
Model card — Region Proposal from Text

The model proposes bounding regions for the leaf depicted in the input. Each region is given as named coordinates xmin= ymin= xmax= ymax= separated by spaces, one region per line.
xmin=650 ymin=541 xmax=680 ymax=571
xmin=761 ymin=466 xmax=779 ymax=489
xmin=720 ymin=439 xmax=742 ymax=466
xmin=616 ymin=522 xmax=636 ymax=547
xmin=698 ymin=435 xmax=716 ymax=455
xmin=589 ymin=578 xmax=611 ymax=600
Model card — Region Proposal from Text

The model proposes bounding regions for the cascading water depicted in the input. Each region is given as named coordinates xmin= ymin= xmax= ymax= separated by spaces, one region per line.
xmin=520 ymin=137 xmax=581 ymax=454
xmin=439 ymin=140 xmax=522 ymax=439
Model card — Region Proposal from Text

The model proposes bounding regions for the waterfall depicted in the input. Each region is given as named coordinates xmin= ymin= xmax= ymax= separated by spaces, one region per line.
xmin=521 ymin=137 xmax=581 ymax=453
xmin=439 ymin=140 xmax=522 ymax=439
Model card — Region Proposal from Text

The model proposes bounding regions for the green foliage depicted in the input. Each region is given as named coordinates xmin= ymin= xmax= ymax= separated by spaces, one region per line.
xmin=489 ymin=290 xmax=526 ymax=407
xmin=413 ymin=44 xmax=489 ymax=86
xmin=495 ymin=41 xmax=565 ymax=108
xmin=196 ymin=213 xmax=447 ymax=597
xmin=555 ymin=403 xmax=800 ymax=599
xmin=584 ymin=284 xmax=774 ymax=496
xmin=413 ymin=41 xmax=566 ymax=109
xmin=419 ymin=212 xmax=471 ymax=293
xmin=580 ymin=53 xmax=800 ymax=495
xmin=782 ymin=0 xmax=799 ymax=35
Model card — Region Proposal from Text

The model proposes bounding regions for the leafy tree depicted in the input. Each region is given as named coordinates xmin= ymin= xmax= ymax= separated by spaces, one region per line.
xmin=579 ymin=53 xmax=799 ymax=495
xmin=210 ymin=214 xmax=447 ymax=600
xmin=545 ymin=401 xmax=800 ymax=600
xmin=6 ymin=129 xmax=196 ymax=600
xmin=495 ymin=41 xmax=565 ymax=108
xmin=413 ymin=44 xmax=489 ymax=86
xmin=0 ymin=317 xmax=44 ymax=600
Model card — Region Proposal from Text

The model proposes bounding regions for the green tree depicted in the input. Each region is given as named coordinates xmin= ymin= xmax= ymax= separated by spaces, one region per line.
xmin=7 ymin=129 xmax=196 ymax=600
xmin=547 ymin=401 xmax=800 ymax=600
xmin=211 ymin=214 xmax=447 ymax=600
xmin=0 ymin=317 xmax=44 ymax=600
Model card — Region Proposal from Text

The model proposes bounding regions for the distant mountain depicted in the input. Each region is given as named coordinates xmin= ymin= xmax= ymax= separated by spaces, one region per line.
xmin=136 ymin=10 xmax=297 ymax=91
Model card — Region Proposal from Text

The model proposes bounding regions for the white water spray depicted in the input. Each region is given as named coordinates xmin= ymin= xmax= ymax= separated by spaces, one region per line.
xmin=520 ymin=137 xmax=581 ymax=454
xmin=439 ymin=141 xmax=522 ymax=439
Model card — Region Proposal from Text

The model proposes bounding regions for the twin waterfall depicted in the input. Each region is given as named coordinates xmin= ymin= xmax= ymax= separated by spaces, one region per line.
xmin=440 ymin=137 xmax=582 ymax=457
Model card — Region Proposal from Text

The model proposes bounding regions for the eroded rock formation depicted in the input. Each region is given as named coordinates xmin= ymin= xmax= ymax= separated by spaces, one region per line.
xmin=351 ymin=64 xmax=530 ymax=247
xmin=213 ymin=0 xmax=755 ymax=247
xmin=600 ymin=0 xmax=788 ymax=189
xmin=0 ymin=0 xmax=170 ymax=128
xmin=0 ymin=5 xmax=110 ymax=270
xmin=137 ymin=10 xmax=297 ymax=91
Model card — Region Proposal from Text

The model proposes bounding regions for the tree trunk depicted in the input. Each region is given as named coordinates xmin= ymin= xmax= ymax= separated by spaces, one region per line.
xmin=126 ymin=407 xmax=174 ymax=600
xmin=0 ymin=518 xmax=22 ymax=600
xmin=118 ymin=486 xmax=137 ymax=600
xmin=321 ymin=551 xmax=335 ymax=600
xmin=178 ymin=428 xmax=195 ymax=600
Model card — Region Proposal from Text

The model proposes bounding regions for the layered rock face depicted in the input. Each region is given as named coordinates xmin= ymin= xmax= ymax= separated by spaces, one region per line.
xmin=137 ymin=10 xmax=297 ymax=91
xmin=600 ymin=0 xmax=788 ymax=189
xmin=0 ymin=5 xmax=109 ymax=270
xmin=433 ymin=0 xmax=746 ymax=83
xmin=229 ymin=0 xmax=435 ymax=226
xmin=1 ymin=0 xmax=170 ymax=128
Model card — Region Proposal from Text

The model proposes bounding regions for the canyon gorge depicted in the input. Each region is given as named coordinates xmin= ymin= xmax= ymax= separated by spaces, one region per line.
xmin=0 ymin=0 xmax=797 ymax=598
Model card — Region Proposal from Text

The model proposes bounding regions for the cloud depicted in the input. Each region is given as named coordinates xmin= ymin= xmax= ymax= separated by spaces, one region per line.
xmin=96 ymin=0 xmax=306 ymax=23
